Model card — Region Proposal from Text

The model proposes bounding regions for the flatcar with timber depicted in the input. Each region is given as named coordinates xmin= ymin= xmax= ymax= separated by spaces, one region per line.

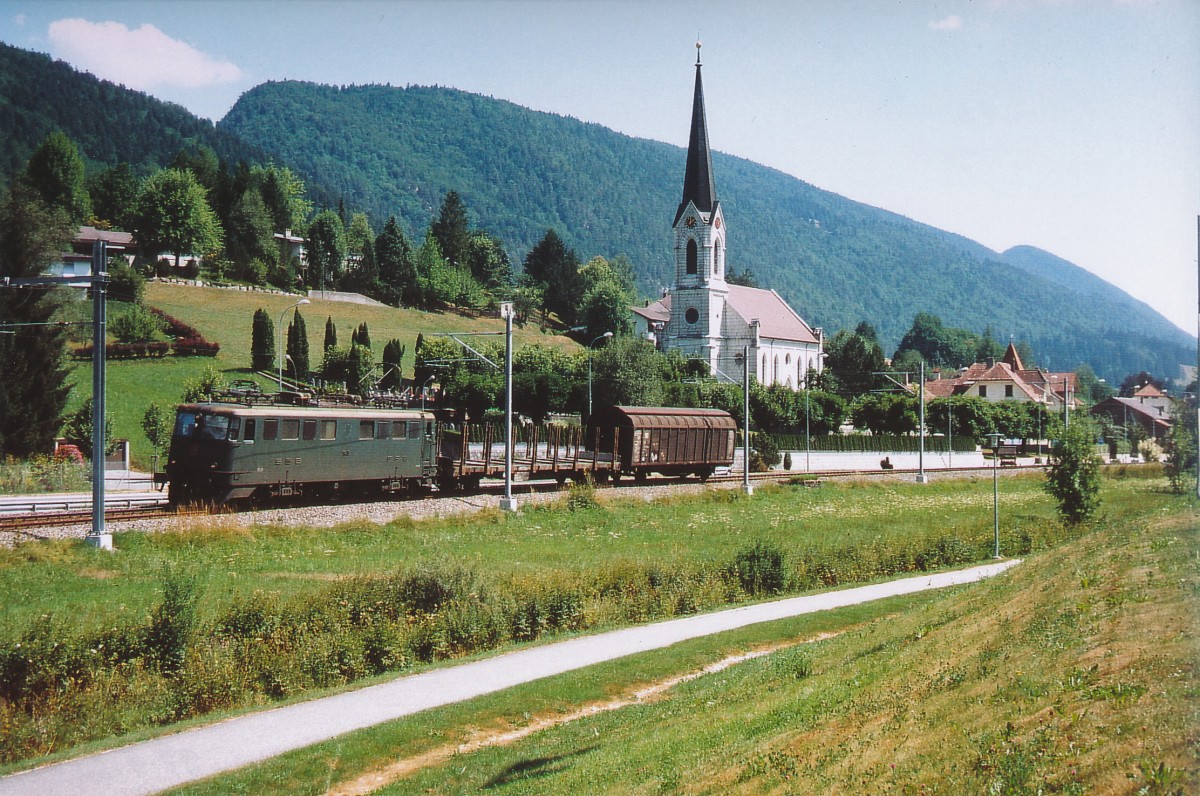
xmin=158 ymin=398 xmax=437 ymax=504
xmin=586 ymin=405 xmax=736 ymax=482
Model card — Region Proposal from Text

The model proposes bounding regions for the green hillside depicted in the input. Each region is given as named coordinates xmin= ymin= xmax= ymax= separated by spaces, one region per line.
xmin=219 ymin=80 xmax=1194 ymax=383
xmin=0 ymin=42 xmax=263 ymax=181
xmin=0 ymin=41 xmax=1192 ymax=384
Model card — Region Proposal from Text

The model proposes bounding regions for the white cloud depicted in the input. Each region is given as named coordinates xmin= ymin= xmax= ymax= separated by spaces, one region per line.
xmin=929 ymin=15 xmax=964 ymax=31
xmin=14 ymin=14 xmax=26 ymax=26
xmin=47 ymin=18 xmax=242 ymax=91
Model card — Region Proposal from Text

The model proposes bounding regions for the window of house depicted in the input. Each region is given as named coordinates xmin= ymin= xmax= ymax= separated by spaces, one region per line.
xmin=1005 ymin=385 xmax=1014 ymax=398
xmin=686 ymin=239 xmax=697 ymax=275
xmin=979 ymin=386 xmax=988 ymax=398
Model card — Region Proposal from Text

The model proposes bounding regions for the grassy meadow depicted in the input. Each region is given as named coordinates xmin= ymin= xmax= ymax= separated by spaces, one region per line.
xmin=0 ymin=467 xmax=1194 ymax=790
xmin=63 ymin=281 xmax=578 ymax=468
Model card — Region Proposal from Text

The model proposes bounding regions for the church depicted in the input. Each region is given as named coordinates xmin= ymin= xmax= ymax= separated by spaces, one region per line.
xmin=632 ymin=47 xmax=824 ymax=390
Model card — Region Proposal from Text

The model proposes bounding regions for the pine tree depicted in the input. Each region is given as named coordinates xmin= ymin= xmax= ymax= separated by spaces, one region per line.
xmin=375 ymin=216 xmax=418 ymax=306
xmin=381 ymin=339 xmax=406 ymax=391
xmin=324 ymin=315 xmax=337 ymax=351
xmin=523 ymin=229 xmax=582 ymax=325
xmin=0 ymin=181 xmax=74 ymax=457
xmin=250 ymin=308 xmax=275 ymax=371
xmin=23 ymin=130 xmax=92 ymax=224
xmin=285 ymin=309 xmax=309 ymax=382
xmin=430 ymin=190 xmax=470 ymax=269
xmin=356 ymin=322 xmax=371 ymax=349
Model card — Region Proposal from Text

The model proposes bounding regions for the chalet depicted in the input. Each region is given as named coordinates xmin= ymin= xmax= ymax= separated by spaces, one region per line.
xmin=632 ymin=46 xmax=823 ymax=389
xmin=921 ymin=343 xmax=1079 ymax=410
xmin=46 ymin=226 xmax=134 ymax=280
xmin=1090 ymin=396 xmax=1172 ymax=441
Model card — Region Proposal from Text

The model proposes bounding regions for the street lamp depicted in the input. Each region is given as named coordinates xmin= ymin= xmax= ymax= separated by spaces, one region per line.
xmin=587 ymin=331 xmax=613 ymax=417
xmin=987 ymin=431 xmax=1002 ymax=559
xmin=278 ymin=298 xmax=311 ymax=391
xmin=420 ymin=374 xmax=437 ymax=412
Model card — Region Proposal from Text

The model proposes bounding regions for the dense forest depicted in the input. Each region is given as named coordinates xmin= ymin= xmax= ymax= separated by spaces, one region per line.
xmin=0 ymin=42 xmax=1193 ymax=384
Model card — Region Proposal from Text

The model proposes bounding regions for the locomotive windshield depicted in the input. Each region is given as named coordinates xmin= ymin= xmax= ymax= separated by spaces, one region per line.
xmin=174 ymin=411 xmax=236 ymax=441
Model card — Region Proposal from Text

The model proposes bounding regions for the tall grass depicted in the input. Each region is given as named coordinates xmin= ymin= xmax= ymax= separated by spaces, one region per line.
xmin=0 ymin=471 xmax=1161 ymax=766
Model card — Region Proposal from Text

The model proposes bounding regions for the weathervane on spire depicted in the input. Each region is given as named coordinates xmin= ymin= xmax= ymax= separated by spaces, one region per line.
xmin=696 ymin=39 xmax=702 ymax=65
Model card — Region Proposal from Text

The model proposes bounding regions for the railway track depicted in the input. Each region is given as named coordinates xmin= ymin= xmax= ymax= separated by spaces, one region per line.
xmin=0 ymin=463 xmax=1047 ymax=537
xmin=0 ymin=504 xmax=208 ymax=534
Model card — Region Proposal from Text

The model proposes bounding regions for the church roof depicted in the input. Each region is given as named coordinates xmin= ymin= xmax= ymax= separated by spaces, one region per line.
xmin=675 ymin=52 xmax=717 ymax=226
xmin=725 ymin=285 xmax=821 ymax=344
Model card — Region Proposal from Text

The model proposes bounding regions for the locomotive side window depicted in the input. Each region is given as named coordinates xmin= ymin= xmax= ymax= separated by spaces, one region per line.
xmin=201 ymin=414 xmax=230 ymax=440
xmin=243 ymin=418 xmax=256 ymax=441
xmin=302 ymin=419 xmax=317 ymax=440
xmin=263 ymin=419 xmax=278 ymax=441
xmin=175 ymin=412 xmax=198 ymax=437
xmin=281 ymin=419 xmax=300 ymax=440
xmin=392 ymin=421 xmax=405 ymax=439
xmin=359 ymin=420 xmax=374 ymax=440
xmin=321 ymin=420 xmax=337 ymax=440
xmin=375 ymin=421 xmax=389 ymax=440
xmin=408 ymin=420 xmax=421 ymax=439
xmin=227 ymin=417 xmax=241 ymax=441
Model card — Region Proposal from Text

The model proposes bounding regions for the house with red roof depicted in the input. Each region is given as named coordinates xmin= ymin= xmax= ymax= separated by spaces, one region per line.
xmin=920 ymin=342 xmax=1079 ymax=410
xmin=632 ymin=48 xmax=824 ymax=389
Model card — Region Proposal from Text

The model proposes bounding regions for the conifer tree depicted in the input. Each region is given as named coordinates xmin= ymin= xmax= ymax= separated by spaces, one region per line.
xmin=285 ymin=309 xmax=309 ymax=382
xmin=381 ymin=339 xmax=406 ymax=391
xmin=0 ymin=181 xmax=74 ymax=457
xmin=324 ymin=315 xmax=337 ymax=351
xmin=355 ymin=322 xmax=371 ymax=349
xmin=250 ymin=308 xmax=275 ymax=371
xmin=430 ymin=190 xmax=470 ymax=269
xmin=375 ymin=215 xmax=418 ymax=307
xmin=23 ymin=130 xmax=91 ymax=224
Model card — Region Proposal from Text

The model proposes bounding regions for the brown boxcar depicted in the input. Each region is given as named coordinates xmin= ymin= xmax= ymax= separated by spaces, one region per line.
xmin=587 ymin=406 xmax=737 ymax=481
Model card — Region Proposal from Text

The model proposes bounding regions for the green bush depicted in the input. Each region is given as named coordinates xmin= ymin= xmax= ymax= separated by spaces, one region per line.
xmin=731 ymin=540 xmax=787 ymax=596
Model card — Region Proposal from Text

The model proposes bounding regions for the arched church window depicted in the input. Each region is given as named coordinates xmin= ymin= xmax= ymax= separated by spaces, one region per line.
xmin=714 ymin=241 xmax=722 ymax=276
xmin=773 ymin=355 xmax=779 ymax=383
xmin=686 ymin=239 xmax=697 ymax=275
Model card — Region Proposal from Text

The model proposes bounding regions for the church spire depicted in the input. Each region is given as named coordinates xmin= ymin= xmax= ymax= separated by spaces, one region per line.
xmin=677 ymin=42 xmax=717 ymax=222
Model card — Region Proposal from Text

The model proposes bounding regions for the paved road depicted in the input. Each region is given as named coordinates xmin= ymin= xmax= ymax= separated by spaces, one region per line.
xmin=0 ymin=559 xmax=1021 ymax=796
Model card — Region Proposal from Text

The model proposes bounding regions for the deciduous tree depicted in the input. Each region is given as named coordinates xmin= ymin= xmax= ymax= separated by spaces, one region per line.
xmin=132 ymin=168 xmax=222 ymax=267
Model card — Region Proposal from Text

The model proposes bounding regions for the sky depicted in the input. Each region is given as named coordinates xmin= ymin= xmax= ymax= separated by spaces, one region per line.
xmin=1 ymin=0 xmax=1197 ymax=337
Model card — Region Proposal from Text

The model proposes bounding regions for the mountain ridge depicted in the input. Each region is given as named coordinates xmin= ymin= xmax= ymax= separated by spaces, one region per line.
xmin=0 ymin=41 xmax=1191 ymax=384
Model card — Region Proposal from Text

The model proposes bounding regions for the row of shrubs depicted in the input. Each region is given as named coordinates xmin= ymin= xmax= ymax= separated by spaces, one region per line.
xmin=72 ymin=338 xmax=219 ymax=360
xmin=0 ymin=516 xmax=1062 ymax=764
xmin=767 ymin=433 xmax=978 ymax=453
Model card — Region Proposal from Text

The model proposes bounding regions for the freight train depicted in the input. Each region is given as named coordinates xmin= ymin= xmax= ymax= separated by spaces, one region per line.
xmin=157 ymin=398 xmax=737 ymax=505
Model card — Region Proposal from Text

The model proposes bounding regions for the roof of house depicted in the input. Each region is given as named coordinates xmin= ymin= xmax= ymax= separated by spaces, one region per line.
xmin=631 ymin=299 xmax=670 ymax=325
xmin=75 ymin=226 xmax=133 ymax=247
xmin=1133 ymin=383 xmax=1167 ymax=398
xmin=1091 ymin=396 xmax=1173 ymax=425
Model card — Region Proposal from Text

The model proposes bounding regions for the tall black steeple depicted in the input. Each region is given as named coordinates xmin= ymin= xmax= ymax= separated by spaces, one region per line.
xmin=676 ymin=43 xmax=717 ymax=224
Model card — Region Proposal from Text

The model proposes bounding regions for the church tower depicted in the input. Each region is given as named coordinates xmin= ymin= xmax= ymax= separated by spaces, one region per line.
xmin=664 ymin=43 xmax=728 ymax=374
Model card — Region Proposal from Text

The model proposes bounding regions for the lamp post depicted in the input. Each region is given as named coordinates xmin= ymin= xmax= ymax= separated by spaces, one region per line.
xmin=743 ymin=344 xmax=753 ymax=495
xmin=277 ymin=298 xmax=311 ymax=391
xmin=987 ymin=431 xmax=1002 ymax=559
xmin=420 ymin=374 xmax=437 ymax=412
xmin=499 ymin=302 xmax=517 ymax=512
xmin=587 ymin=332 xmax=613 ymax=417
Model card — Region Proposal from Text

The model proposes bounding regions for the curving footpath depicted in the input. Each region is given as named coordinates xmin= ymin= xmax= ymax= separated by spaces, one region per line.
xmin=0 ymin=559 xmax=1021 ymax=796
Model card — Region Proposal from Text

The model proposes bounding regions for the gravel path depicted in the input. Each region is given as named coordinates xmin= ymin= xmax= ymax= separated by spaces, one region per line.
xmin=0 ymin=558 xmax=1021 ymax=796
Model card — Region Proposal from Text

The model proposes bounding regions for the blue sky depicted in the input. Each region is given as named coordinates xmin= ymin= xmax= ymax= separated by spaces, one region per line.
xmin=2 ymin=0 xmax=1197 ymax=339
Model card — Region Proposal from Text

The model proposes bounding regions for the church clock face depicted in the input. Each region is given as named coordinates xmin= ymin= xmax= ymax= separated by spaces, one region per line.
xmin=714 ymin=217 xmax=722 ymax=229
xmin=684 ymin=307 xmax=699 ymax=324
xmin=685 ymin=217 xmax=696 ymax=228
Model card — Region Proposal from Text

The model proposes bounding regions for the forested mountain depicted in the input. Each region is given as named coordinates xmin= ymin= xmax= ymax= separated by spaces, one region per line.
xmin=0 ymin=40 xmax=1191 ymax=384
xmin=219 ymin=80 xmax=1192 ymax=383
xmin=0 ymin=42 xmax=262 ymax=180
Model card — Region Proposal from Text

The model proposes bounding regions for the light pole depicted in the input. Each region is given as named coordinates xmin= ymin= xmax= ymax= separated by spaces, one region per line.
xmin=420 ymin=374 xmax=437 ymax=412
xmin=277 ymin=298 xmax=310 ymax=391
xmin=987 ymin=431 xmax=1002 ymax=559
xmin=500 ymin=302 xmax=517 ymax=512
xmin=587 ymin=332 xmax=613 ymax=417
xmin=743 ymin=344 xmax=753 ymax=495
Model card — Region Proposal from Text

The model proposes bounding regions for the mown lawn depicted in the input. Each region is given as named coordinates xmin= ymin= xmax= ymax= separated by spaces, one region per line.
xmin=0 ymin=469 xmax=1190 ymax=784
xmin=167 ymin=473 xmax=1198 ymax=796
